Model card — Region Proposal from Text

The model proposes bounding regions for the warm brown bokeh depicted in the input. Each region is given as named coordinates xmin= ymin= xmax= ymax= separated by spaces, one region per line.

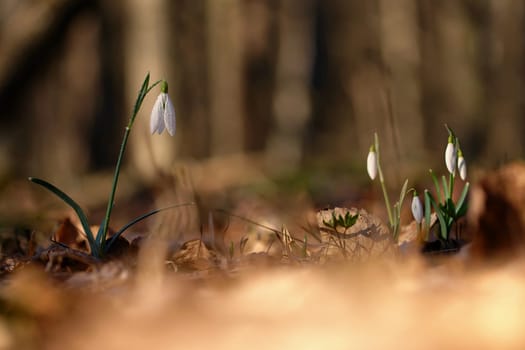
xmin=0 ymin=0 xmax=524 ymax=185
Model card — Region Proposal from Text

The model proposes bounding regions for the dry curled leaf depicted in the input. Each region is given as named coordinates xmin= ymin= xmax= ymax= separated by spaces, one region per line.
xmin=170 ymin=239 xmax=225 ymax=271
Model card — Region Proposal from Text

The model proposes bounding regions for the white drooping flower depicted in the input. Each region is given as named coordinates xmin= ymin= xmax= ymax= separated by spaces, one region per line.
xmin=445 ymin=138 xmax=456 ymax=175
xmin=411 ymin=193 xmax=423 ymax=224
xmin=150 ymin=81 xmax=176 ymax=136
xmin=367 ymin=146 xmax=377 ymax=180
xmin=457 ymin=150 xmax=467 ymax=181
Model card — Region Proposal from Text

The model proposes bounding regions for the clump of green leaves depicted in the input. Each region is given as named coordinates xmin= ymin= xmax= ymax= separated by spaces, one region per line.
xmin=322 ymin=211 xmax=359 ymax=230
xmin=422 ymin=125 xmax=469 ymax=241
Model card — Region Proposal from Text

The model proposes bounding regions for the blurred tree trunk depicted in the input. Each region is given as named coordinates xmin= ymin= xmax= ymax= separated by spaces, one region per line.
xmin=242 ymin=0 xmax=278 ymax=154
xmin=266 ymin=0 xmax=313 ymax=171
xmin=0 ymin=0 xmax=102 ymax=182
xmin=27 ymin=9 xmax=102 ymax=182
xmin=310 ymin=1 xmax=391 ymax=166
xmin=124 ymin=0 xmax=175 ymax=180
xmin=207 ymin=0 xmax=244 ymax=156
xmin=343 ymin=1 xmax=393 ymax=169
xmin=379 ymin=0 xmax=425 ymax=169
xmin=419 ymin=0 xmax=485 ymax=160
xmin=2 ymin=0 xmax=525 ymax=185
xmin=170 ymin=0 xmax=211 ymax=159
xmin=484 ymin=0 xmax=525 ymax=163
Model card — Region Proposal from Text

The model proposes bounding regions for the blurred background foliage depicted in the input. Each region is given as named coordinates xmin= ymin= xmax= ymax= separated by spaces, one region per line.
xmin=0 ymin=0 xmax=524 ymax=192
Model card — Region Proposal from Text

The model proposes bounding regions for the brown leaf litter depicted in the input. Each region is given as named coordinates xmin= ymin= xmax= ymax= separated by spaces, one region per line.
xmin=2 ymin=162 xmax=525 ymax=349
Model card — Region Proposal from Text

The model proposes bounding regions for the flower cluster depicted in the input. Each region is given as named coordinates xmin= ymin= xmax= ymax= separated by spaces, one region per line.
xmin=410 ymin=126 xmax=470 ymax=241
xmin=367 ymin=126 xmax=469 ymax=243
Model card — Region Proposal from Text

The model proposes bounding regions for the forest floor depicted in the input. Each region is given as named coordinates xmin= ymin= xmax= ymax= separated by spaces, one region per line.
xmin=0 ymin=160 xmax=525 ymax=350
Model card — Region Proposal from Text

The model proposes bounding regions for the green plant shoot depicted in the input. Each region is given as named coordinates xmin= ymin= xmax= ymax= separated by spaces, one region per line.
xmin=29 ymin=73 xmax=184 ymax=259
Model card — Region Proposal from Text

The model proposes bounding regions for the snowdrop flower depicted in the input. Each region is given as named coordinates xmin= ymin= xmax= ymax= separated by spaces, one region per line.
xmin=150 ymin=81 xmax=175 ymax=136
xmin=457 ymin=149 xmax=467 ymax=181
xmin=367 ymin=145 xmax=377 ymax=180
xmin=411 ymin=192 xmax=423 ymax=224
xmin=445 ymin=136 xmax=456 ymax=175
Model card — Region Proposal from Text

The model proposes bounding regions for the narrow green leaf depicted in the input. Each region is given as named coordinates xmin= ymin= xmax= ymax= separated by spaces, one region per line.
xmin=393 ymin=203 xmax=400 ymax=224
xmin=455 ymin=182 xmax=470 ymax=217
xmin=392 ymin=202 xmax=400 ymax=241
xmin=456 ymin=201 xmax=468 ymax=218
xmin=448 ymin=172 xmax=455 ymax=200
xmin=345 ymin=214 xmax=358 ymax=228
xmin=105 ymin=202 xmax=195 ymax=254
xmin=398 ymin=179 xmax=409 ymax=210
xmin=132 ymin=73 xmax=150 ymax=117
xmin=145 ymin=80 xmax=163 ymax=95
xmin=336 ymin=214 xmax=344 ymax=227
xmin=28 ymin=177 xmax=96 ymax=248
xmin=323 ymin=219 xmax=335 ymax=229
xmin=426 ymin=190 xmax=448 ymax=240
xmin=441 ymin=175 xmax=449 ymax=201
xmin=449 ymin=198 xmax=457 ymax=216
xmin=344 ymin=212 xmax=350 ymax=224
xmin=429 ymin=169 xmax=443 ymax=203
xmin=424 ymin=190 xmax=432 ymax=240
xmin=95 ymin=218 xmax=107 ymax=246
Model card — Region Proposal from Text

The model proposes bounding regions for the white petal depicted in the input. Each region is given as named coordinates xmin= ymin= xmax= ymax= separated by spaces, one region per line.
xmin=150 ymin=94 xmax=165 ymax=134
xmin=367 ymin=151 xmax=377 ymax=180
xmin=411 ymin=196 xmax=423 ymax=223
xmin=458 ymin=156 xmax=467 ymax=180
xmin=163 ymin=95 xmax=176 ymax=136
xmin=445 ymin=142 xmax=456 ymax=174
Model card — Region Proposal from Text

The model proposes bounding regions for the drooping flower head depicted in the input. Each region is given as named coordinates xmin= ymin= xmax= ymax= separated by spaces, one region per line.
xmin=457 ymin=148 xmax=467 ymax=181
xmin=367 ymin=144 xmax=377 ymax=180
xmin=150 ymin=80 xmax=176 ymax=136
xmin=445 ymin=134 xmax=456 ymax=175
xmin=411 ymin=191 xmax=423 ymax=224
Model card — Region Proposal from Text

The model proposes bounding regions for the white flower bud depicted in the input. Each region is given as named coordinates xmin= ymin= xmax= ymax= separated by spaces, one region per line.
xmin=367 ymin=148 xmax=377 ymax=180
xmin=150 ymin=82 xmax=176 ymax=136
xmin=445 ymin=141 xmax=456 ymax=175
xmin=458 ymin=155 xmax=467 ymax=181
xmin=411 ymin=194 xmax=423 ymax=224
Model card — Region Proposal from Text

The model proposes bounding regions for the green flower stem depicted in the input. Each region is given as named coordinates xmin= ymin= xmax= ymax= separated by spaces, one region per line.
xmin=423 ymin=190 xmax=431 ymax=241
xmin=448 ymin=171 xmax=455 ymax=200
xmin=98 ymin=74 xmax=162 ymax=254
xmin=98 ymin=124 xmax=131 ymax=252
xmin=105 ymin=202 xmax=195 ymax=252
xmin=374 ymin=133 xmax=394 ymax=227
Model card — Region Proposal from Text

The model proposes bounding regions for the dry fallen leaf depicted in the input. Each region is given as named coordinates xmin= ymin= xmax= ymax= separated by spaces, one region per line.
xmin=317 ymin=207 xmax=398 ymax=261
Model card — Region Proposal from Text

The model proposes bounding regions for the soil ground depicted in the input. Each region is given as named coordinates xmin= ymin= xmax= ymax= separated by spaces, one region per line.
xmin=0 ymin=162 xmax=524 ymax=350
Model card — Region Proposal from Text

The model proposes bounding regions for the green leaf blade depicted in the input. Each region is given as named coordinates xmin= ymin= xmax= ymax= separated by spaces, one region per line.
xmin=441 ymin=175 xmax=450 ymax=201
xmin=28 ymin=177 xmax=97 ymax=250
xmin=455 ymin=182 xmax=470 ymax=218
xmin=429 ymin=169 xmax=443 ymax=203
xmin=424 ymin=190 xmax=432 ymax=240
xmin=105 ymin=202 xmax=195 ymax=254
xmin=426 ymin=190 xmax=449 ymax=240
